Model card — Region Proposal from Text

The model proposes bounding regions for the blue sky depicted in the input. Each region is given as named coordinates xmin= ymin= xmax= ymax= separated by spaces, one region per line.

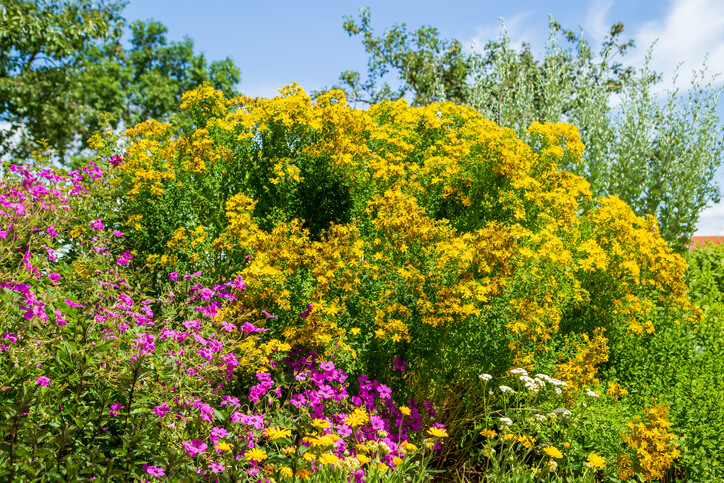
xmin=123 ymin=0 xmax=724 ymax=235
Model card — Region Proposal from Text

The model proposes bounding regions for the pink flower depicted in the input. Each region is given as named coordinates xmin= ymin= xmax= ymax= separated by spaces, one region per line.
xmin=168 ymin=272 xmax=178 ymax=281
xmin=46 ymin=225 xmax=58 ymax=237
xmin=54 ymin=310 xmax=67 ymax=327
xmin=117 ymin=251 xmax=133 ymax=266
xmin=108 ymin=403 xmax=125 ymax=416
xmin=154 ymin=402 xmax=169 ymax=418
xmin=208 ymin=462 xmax=225 ymax=474
xmin=182 ymin=439 xmax=208 ymax=457
xmin=112 ymin=230 xmax=124 ymax=237
xmin=64 ymin=299 xmax=85 ymax=308
xmin=90 ymin=218 xmax=104 ymax=230
xmin=210 ymin=426 xmax=229 ymax=441
xmin=47 ymin=272 xmax=61 ymax=283
xmin=145 ymin=465 xmax=165 ymax=477
xmin=35 ymin=376 xmax=51 ymax=386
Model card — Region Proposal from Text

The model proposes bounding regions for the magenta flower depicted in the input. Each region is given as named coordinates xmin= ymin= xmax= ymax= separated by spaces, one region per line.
xmin=145 ymin=465 xmax=165 ymax=477
xmin=90 ymin=218 xmax=104 ymax=230
xmin=117 ymin=250 xmax=133 ymax=266
xmin=108 ymin=403 xmax=125 ymax=416
xmin=35 ymin=376 xmax=51 ymax=387
xmin=208 ymin=462 xmax=225 ymax=474
xmin=182 ymin=439 xmax=208 ymax=457
xmin=54 ymin=310 xmax=67 ymax=327
xmin=168 ymin=272 xmax=178 ymax=281
xmin=154 ymin=402 xmax=169 ymax=418
xmin=299 ymin=303 xmax=313 ymax=319
xmin=210 ymin=426 xmax=229 ymax=441
xmin=46 ymin=225 xmax=58 ymax=237
xmin=112 ymin=230 xmax=124 ymax=237
xmin=64 ymin=299 xmax=85 ymax=308
xmin=47 ymin=272 xmax=61 ymax=283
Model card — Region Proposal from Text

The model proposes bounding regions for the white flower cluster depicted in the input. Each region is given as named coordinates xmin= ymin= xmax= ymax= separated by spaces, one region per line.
xmin=550 ymin=407 xmax=572 ymax=419
xmin=518 ymin=372 xmax=568 ymax=393
xmin=479 ymin=373 xmax=493 ymax=381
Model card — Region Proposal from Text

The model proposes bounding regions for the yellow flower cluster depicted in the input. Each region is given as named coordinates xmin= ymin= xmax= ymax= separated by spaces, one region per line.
xmin=112 ymin=82 xmax=697 ymax=383
xmin=622 ymin=404 xmax=680 ymax=480
xmin=554 ymin=328 xmax=609 ymax=395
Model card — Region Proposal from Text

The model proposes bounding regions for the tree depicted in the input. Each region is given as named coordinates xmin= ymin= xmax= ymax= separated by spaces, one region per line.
xmin=327 ymin=7 xmax=470 ymax=106
xmin=334 ymin=11 xmax=724 ymax=248
xmin=0 ymin=1 xmax=241 ymax=162
xmin=0 ymin=0 xmax=126 ymax=160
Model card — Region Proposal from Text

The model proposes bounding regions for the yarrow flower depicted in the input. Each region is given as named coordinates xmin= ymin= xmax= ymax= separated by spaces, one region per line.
xmin=479 ymin=373 xmax=493 ymax=381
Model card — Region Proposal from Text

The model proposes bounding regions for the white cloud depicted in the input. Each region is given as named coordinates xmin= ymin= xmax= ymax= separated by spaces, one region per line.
xmin=696 ymin=201 xmax=724 ymax=236
xmin=583 ymin=0 xmax=616 ymax=43
xmin=467 ymin=11 xmax=537 ymax=54
xmin=631 ymin=0 xmax=724 ymax=89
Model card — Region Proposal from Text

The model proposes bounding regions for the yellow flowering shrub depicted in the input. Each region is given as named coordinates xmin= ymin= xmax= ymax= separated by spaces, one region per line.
xmin=103 ymin=82 xmax=697 ymax=391
xmin=622 ymin=404 xmax=680 ymax=480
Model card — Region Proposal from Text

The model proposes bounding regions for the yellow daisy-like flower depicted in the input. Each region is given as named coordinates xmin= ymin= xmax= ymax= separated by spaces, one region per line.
xmin=399 ymin=406 xmax=411 ymax=416
xmin=563 ymin=442 xmax=571 ymax=449
xmin=427 ymin=427 xmax=448 ymax=438
xmin=356 ymin=454 xmax=371 ymax=464
xmin=284 ymin=446 xmax=297 ymax=455
xmin=356 ymin=444 xmax=370 ymax=453
xmin=264 ymin=426 xmax=292 ymax=440
xmin=345 ymin=408 xmax=369 ymax=428
xmin=587 ymin=453 xmax=606 ymax=469
xmin=214 ymin=442 xmax=234 ymax=452
xmin=480 ymin=429 xmax=498 ymax=438
xmin=502 ymin=433 xmax=517 ymax=441
xmin=401 ymin=441 xmax=418 ymax=452
xmin=543 ymin=446 xmax=563 ymax=459
xmin=297 ymin=468 xmax=311 ymax=480
xmin=311 ymin=418 xmax=331 ymax=429
xmin=517 ymin=435 xmax=536 ymax=448
xmin=303 ymin=452 xmax=316 ymax=462
xmin=245 ymin=447 xmax=268 ymax=462
xmin=319 ymin=453 xmax=340 ymax=465
xmin=350 ymin=327 xmax=361 ymax=336
xmin=392 ymin=456 xmax=403 ymax=465
xmin=280 ymin=467 xmax=293 ymax=477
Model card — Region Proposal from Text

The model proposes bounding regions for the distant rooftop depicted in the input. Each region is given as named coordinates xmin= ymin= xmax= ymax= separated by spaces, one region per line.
xmin=688 ymin=236 xmax=724 ymax=251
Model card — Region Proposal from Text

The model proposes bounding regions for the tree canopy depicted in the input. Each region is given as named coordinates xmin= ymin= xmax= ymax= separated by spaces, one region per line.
xmin=0 ymin=0 xmax=240 ymax=162
xmin=332 ymin=9 xmax=724 ymax=248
